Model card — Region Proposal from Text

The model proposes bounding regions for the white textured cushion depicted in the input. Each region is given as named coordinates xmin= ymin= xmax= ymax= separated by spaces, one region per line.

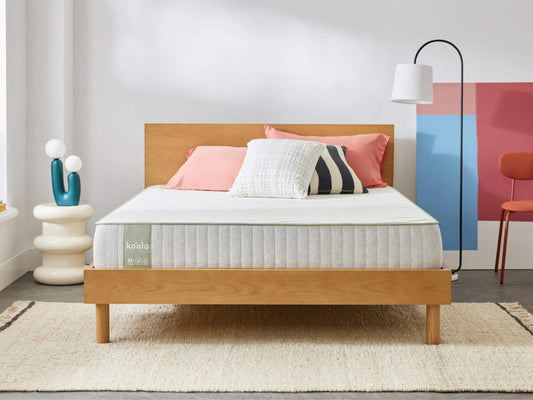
xmin=229 ymin=139 xmax=326 ymax=199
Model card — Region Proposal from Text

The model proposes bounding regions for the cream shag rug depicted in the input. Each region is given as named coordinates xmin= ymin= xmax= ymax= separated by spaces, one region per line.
xmin=0 ymin=301 xmax=532 ymax=392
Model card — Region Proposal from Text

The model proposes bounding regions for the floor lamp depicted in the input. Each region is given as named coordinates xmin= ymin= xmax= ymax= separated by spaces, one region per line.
xmin=391 ymin=39 xmax=463 ymax=282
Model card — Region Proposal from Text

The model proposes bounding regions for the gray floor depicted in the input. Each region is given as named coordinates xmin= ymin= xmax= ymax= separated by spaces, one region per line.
xmin=1 ymin=270 xmax=532 ymax=399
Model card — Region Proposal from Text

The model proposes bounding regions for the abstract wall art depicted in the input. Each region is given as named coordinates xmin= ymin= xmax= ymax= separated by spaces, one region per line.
xmin=416 ymin=82 xmax=533 ymax=251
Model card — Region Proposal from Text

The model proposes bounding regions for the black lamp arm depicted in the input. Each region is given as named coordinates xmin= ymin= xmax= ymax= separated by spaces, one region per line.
xmin=413 ymin=39 xmax=464 ymax=274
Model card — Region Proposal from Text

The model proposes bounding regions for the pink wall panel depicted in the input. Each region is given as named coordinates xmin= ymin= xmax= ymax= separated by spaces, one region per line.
xmin=477 ymin=82 xmax=533 ymax=221
xmin=417 ymin=83 xmax=477 ymax=115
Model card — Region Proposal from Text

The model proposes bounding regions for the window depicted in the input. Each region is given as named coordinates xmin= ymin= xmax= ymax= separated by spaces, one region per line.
xmin=0 ymin=0 xmax=6 ymax=205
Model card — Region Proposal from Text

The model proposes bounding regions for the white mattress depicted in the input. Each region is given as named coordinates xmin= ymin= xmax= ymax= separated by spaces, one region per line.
xmin=94 ymin=186 xmax=443 ymax=270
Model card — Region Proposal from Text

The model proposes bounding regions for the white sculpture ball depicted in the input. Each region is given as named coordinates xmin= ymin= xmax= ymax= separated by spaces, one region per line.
xmin=65 ymin=155 xmax=83 ymax=172
xmin=45 ymin=139 xmax=66 ymax=159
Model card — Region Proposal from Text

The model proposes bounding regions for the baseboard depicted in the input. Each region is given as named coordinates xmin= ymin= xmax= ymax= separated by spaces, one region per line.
xmin=0 ymin=250 xmax=29 ymax=291
xmin=26 ymin=248 xmax=41 ymax=271
xmin=444 ymin=250 xmax=533 ymax=269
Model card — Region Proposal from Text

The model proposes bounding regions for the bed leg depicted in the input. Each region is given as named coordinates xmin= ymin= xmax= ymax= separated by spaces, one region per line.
xmin=426 ymin=305 xmax=440 ymax=345
xmin=95 ymin=304 xmax=110 ymax=343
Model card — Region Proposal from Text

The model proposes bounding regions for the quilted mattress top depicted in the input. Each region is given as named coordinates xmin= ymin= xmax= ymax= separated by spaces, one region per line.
xmin=96 ymin=186 xmax=439 ymax=227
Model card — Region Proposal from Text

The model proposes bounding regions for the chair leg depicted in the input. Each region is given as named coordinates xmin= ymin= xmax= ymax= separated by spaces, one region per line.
xmin=495 ymin=209 xmax=505 ymax=272
xmin=500 ymin=211 xmax=512 ymax=284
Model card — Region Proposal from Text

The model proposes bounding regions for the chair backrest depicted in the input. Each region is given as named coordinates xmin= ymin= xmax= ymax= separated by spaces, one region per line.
xmin=499 ymin=152 xmax=533 ymax=180
xmin=499 ymin=152 xmax=533 ymax=201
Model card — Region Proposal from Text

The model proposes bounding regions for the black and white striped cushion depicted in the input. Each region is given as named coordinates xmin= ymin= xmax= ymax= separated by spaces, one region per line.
xmin=308 ymin=145 xmax=367 ymax=195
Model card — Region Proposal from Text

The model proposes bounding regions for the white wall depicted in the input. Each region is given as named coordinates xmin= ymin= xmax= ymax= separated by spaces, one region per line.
xmin=16 ymin=0 xmax=533 ymax=273
xmin=24 ymin=0 xmax=74 ymax=268
xmin=0 ymin=0 xmax=6 ymax=203
xmin=0 ymin=0 xmax=27 ymax=290
xmin=70 ymin=0 xmax=533 ymax=269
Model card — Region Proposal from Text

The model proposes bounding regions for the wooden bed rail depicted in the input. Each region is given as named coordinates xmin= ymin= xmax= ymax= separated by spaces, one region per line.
xmin=84 ymin=268 xmax=451 ymax=305
xmin=84 ymin=267 xmax=451 ymax=345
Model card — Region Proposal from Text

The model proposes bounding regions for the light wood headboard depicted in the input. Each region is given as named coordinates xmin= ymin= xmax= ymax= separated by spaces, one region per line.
xmin=145 ymin=124 xmax=394 ymax=188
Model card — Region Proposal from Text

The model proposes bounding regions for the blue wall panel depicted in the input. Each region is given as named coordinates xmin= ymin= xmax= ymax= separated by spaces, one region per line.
xmin=416 ymin=114 xmax=478 ymax=250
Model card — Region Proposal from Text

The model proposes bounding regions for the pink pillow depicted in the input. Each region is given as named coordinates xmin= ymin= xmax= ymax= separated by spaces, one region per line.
xmin=264 ymin=125 xmax=390 ymax=188
xmin=162 ymin=146 xmax=247 ymax=191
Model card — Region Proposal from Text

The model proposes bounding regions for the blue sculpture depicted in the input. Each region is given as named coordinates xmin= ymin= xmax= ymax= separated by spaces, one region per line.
xmin=45 ymin=139 xmax=82 ymax=206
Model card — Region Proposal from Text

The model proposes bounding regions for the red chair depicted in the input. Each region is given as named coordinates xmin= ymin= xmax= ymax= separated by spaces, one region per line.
xmin=494 ymin=152 xmax=533 ymax=283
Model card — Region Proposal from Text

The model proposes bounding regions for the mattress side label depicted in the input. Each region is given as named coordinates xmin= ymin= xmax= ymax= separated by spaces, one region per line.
xmin=124 ymin=224 xmax=152 ymax=268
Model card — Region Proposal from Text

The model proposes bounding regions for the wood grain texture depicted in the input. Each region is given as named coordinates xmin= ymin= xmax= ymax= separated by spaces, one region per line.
xmin=145 ymin=123 xmax=394 ymax=188
xmin=95 ymin=304 xmax=109 ymax=344
xmin=84 ymin=268 xmax=451 ymax=306
xmin=426 ymin=305 xmax=441 ymax=345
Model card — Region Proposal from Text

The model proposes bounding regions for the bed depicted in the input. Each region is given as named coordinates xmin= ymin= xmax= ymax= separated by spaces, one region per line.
xmin=84 ymin=123 xmax=451 ymax=345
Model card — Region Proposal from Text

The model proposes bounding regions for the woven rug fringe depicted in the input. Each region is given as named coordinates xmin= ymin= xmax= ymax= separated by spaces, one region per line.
xmin=0 ymin=300 xmax=32 ymax=328
xmin=500 ymin=302 xmax=533 ymax=332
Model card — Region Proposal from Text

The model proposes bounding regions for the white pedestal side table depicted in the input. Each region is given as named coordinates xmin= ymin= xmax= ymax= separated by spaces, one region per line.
xmin=33 ymin=203 xmax=93 ymax=285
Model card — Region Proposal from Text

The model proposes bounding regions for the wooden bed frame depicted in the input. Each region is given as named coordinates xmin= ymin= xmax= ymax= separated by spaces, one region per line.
xmin=84 ymin=123 xmax=451 ymax=345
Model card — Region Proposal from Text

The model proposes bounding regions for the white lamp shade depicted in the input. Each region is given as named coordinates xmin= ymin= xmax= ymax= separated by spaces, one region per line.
xmin=391 ymin=64 xmax=433 ymax=104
